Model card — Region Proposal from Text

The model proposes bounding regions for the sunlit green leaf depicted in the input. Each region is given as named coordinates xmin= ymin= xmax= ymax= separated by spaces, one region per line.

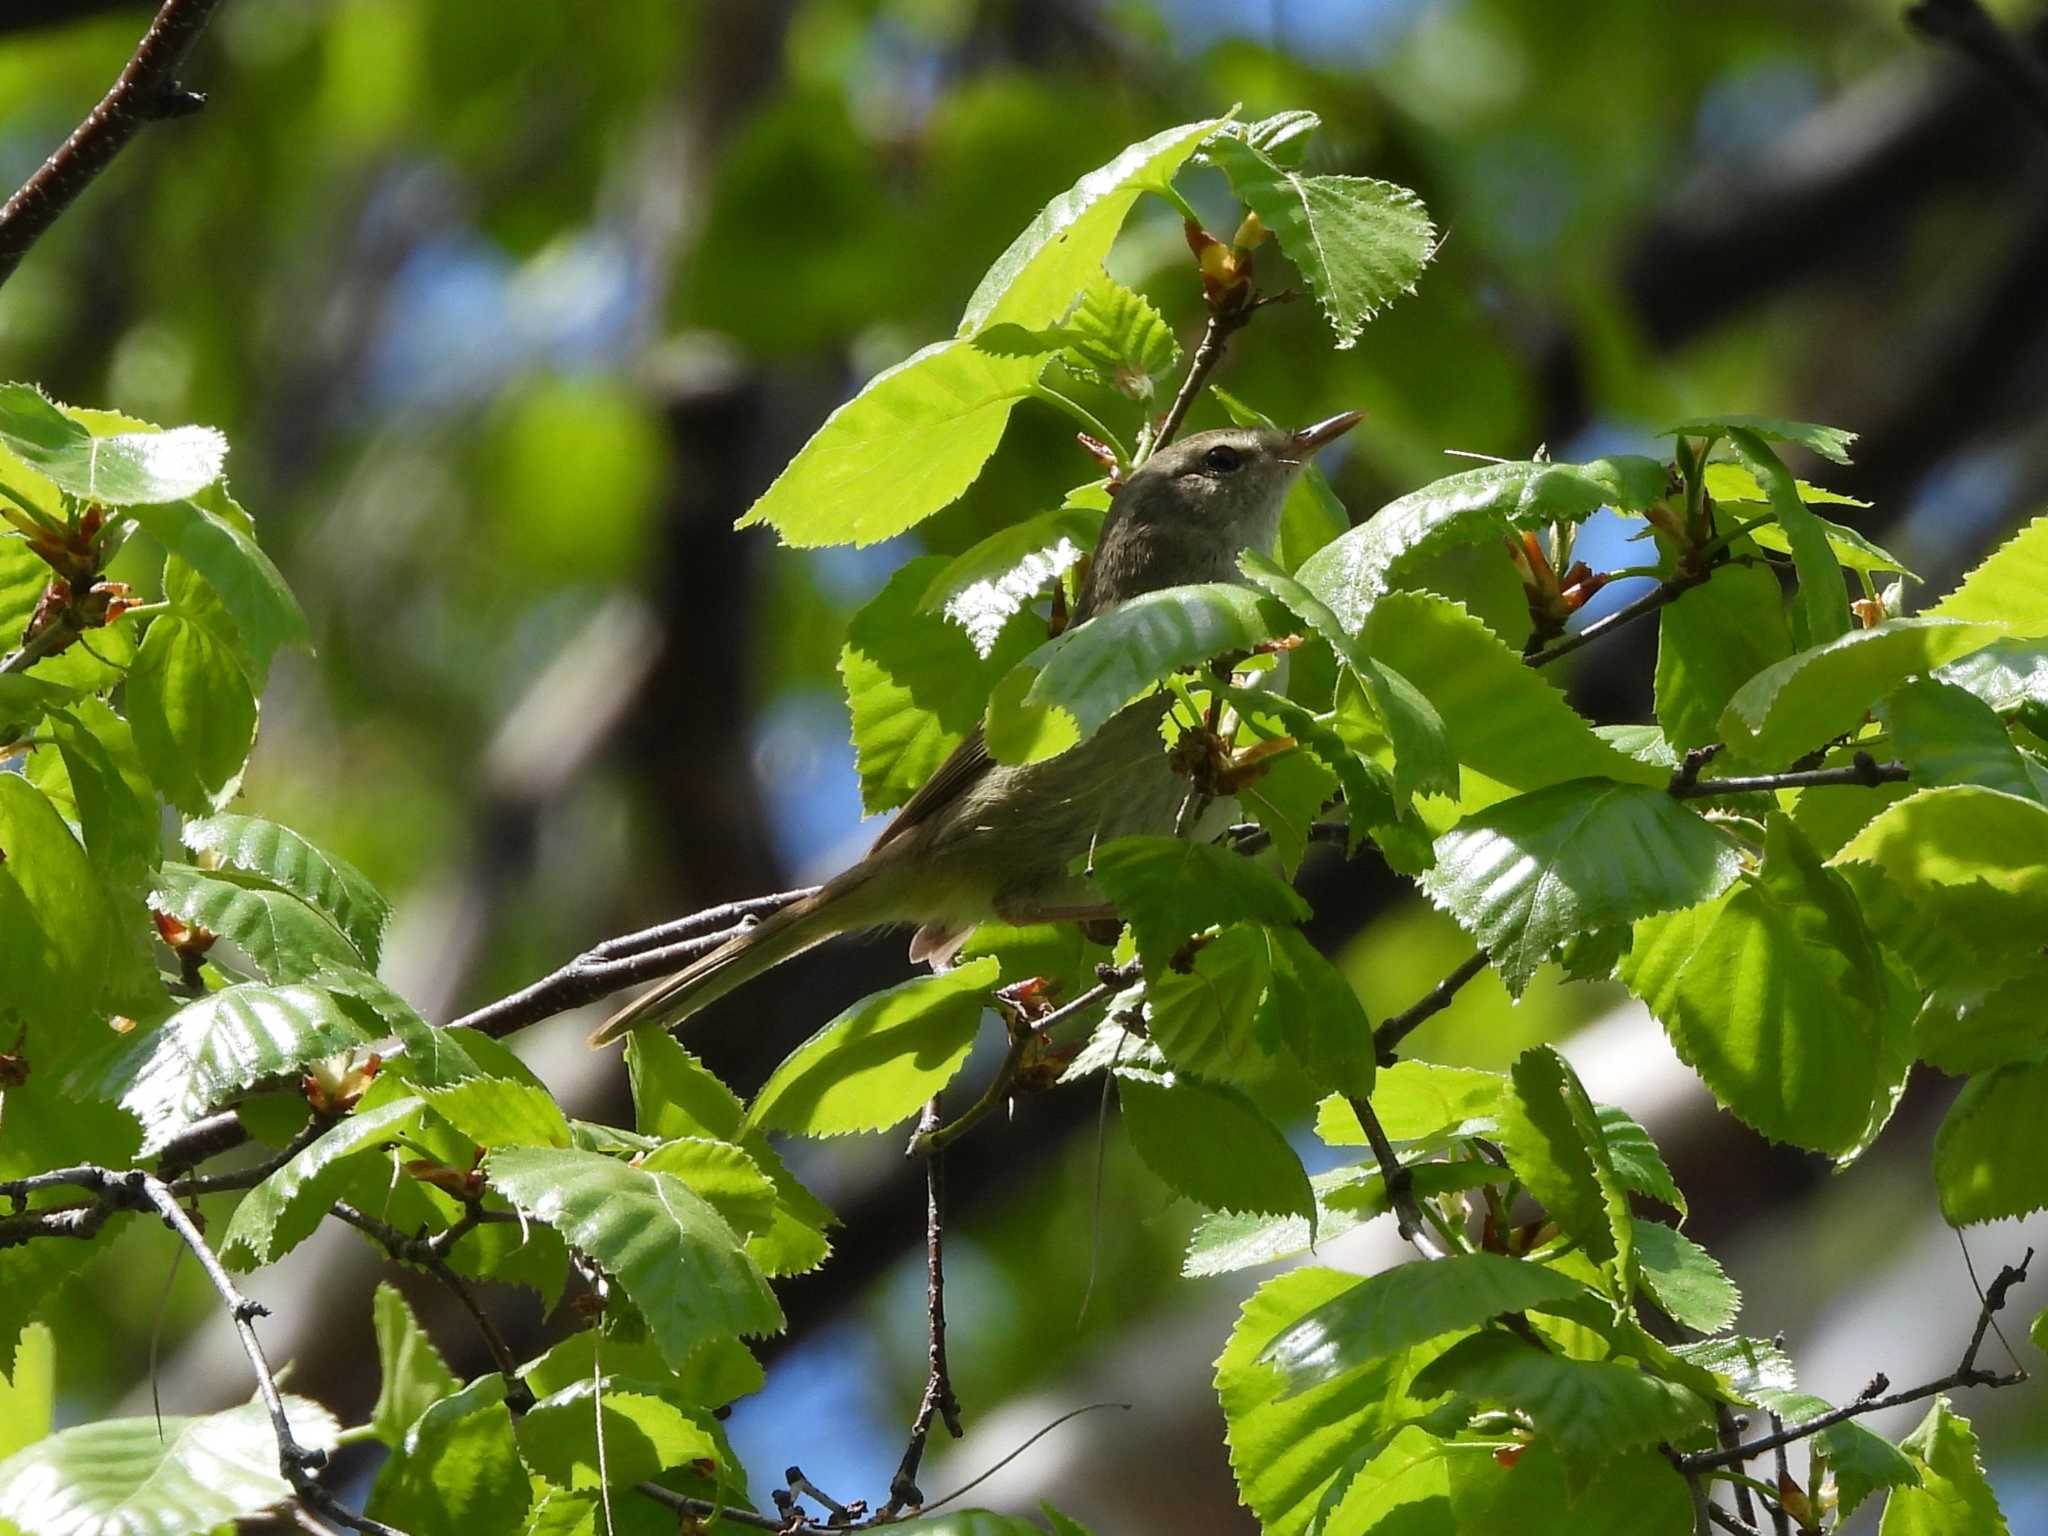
xmin=126 ymin=614 xmax=257 ymax=815
xmin=1724 ymin=428 xmax=1850 ymax=649
xmin=181 ymin=813 xmax=391 ymax=966
xmin=0 ymin=1325 xmax=54 ymax=1462
xmin=1655 ymin=561 xmax=1793 ymax=749
xmin=918 ymin=499 xmax=1104 ymax=657
xmin=1632 ymin=1221 xmax=1738 ymax=1332
xmin=1933 ymin=1060 xmax=2048 ymax=1225
xmin=1669 ymin=414 xmax=1856 ymax=465
xmin=1118 ymin=1068 xmax=1312 ymax=1218
xmin=1879 ymin=1399 xmax=2008 ymax=1535
xmin=1886 ymin=677 xmax=2039 ymax=801
xmin=1930 ymin=513 xmax=2048 ymax=637
xmin=0 ymin=384 xmax=227 ymax=504
xmin=516 ymin=1377 xmax=718 ymax=1490
xmin=152 ymin=862 xmax=363 ymax=982
xmin=126 ymin=486 xmax=309 ymax=679
xmin=1315 ymin=1060 xmax=1506 ymax=1147
xmin=0 ymin=773 xmax=122 ymax=1037
xmin=1059 ymin=270 xmax=1179 ymax=395
xmin=370 ymin=1281 xmax=461 ymax=1449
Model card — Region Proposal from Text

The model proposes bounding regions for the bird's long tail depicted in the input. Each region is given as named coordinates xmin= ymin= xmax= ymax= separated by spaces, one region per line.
xmin=588 ymin=875 xmax=867 ymax=1046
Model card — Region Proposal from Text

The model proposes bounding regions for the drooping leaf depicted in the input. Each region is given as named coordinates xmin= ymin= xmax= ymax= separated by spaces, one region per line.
xmin=370 ymin=1281 xmax=461 ymax=1449
xmin=744 ymin=958 xmax=996 ymax=1137
xmin=1884 ymin=678 xmax=2039 ymax=801
xmin=367 ymin=1377 xmax=530 ymax=1535
xmin=1879 ymin=1398 xmax=2009 ymax=1535
xmin=958 ymin=118 xmax=1220 ymax=334
xmin=1117 ymin=1068 xmax=1313 ymax=1218
xmin=1631 ymin=1220 xmax=1739 ymax=1332
xmin=1724 ymin=428 xmax=1851 ymax=649
xmin=1295 ymin=457 xmax=1668 ymax=635
xmin=181 ymin=813 xmax=392 ymax=965
xmin=917 ymin=499 xmax=1104 ymax=657
xmin=843 ymin=554 xmax=1043 ymax=812
xmin=1420 ymin=779 xmax=1743 ymax=995
xmin=1719 ymin=617 xmax=2004 ymax=768
xmin=1206 ymin=136 xmax=1435 ymax=347
xmin=1498 ymin=1046 xmax=1634 ymax=1286
xmin=984 ymin=582 xmax=1289 ymax=763
xmin=126 ymin=614 xmax=258 ymax=815
xmin=487 ymin=1146 xmax=783 ymax=1368
xmin=0 ymin=384 xmax=228 ymax=504
xmin=1260 ymin=1252 xmax=1584 ymax=1395
xmin=1929 ymin=513 xmax=2048 ymax=637
xmin=220 ymin=1095 xmax=426 ymax=1269
xmin=1932 ymin=1060 xmax=2048 ymax=1225
xmin=1261 ymin=924 xmax=1376 ymax=1099
xmin=1086 ymin=834 xmax=1309 ymax=970
xmin=151 ymin=862 xmax=364 ymax=982
xmin=1655 ymin=561 xmax=1794 ymax=749
xmin=0 ymin=1396 xmax=339 ymax=1536
xmin=515 ymin=1377 xmax=719 ymax=1490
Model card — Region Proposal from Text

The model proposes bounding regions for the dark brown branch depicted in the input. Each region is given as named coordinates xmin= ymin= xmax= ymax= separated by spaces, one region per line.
xmin=1154 ymin=292 xmax=1285 ymax=449
xmin=1374 ymin=951 xmax=1489 ymax=1064
xmin=1343 ymin=1091 xmax=1447 ymax=1258
xmin=885 ymin=1099 xmax=965 ymax=1517
xmin=0 ymin=0 xmax=226 ymax=290
xmin=1706 ymin=1504 xmax=1763 ymax=1536
xmin=1907 ymin=0 xmax=2048 ymax=133
xmin=632 ymin=1482 xmax=784 ymax=1532
xmin=1679 ymin=1250 xmax=2032 ymax=1474
xmin=444 ymin=888 xmax=816 ymax=1037
xmin=1668 ymin=752 xmax=1908 ymax=801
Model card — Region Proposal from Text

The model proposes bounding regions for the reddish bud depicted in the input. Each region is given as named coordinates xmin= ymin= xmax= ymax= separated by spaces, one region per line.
xmin=1492 ymin=1443 xmax=1528 ymax=1469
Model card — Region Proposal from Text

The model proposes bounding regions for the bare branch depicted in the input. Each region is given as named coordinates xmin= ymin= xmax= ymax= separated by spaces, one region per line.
xmin=1523 ymin=563 xmax=1714 ymax=670
xmin=884 ymin=1099 xmax=965 ymax=1518
xmin=1669 ymin=752 xmax=1908 ymax=801
xmin=1373 ymin=951 xmax=1490 ymax=1064
xmin=0 ymin=0 xmax=226 ymax=290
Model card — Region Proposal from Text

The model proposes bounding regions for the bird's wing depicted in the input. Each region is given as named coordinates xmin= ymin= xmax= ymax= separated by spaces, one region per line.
xmin=869 ymin=721 xmax=994 ymax=852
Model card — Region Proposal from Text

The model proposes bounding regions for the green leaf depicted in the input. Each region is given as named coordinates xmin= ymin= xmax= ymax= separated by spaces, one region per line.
xmin=125 ymin=486 xmax=310 ymax=679
xmin=1632 ymin=1220 xmax=1738 ymax=1332
xmin=1260 ymin=1252 xmax=1584 ymax=1395
xmin=516 ymin=1378 xmax=718 ymax=1490
xmin=1224 ymin=679 xmax=1401 ymax=847
xmin=1702 ymin=460 xmax=1871 ymax=510
xmin=1118 ymin=1068 xmax=1312 ymax=1218
xmin=78 ymin=979 xmax=382 ymax=1155
xmin=737 ymin=340 xmax=1040 ymax=548
xmin=1206 ymin=137 xmax=1435 ymax=347
xmin=1421 ymin=780 xmax=1742 ymax=996
xmin=370 ymin=1281 xmax=461 ymax=1448
xmin=1743 ymin=1386 xmax=1919 ymax=1518
xmin=1184 ymin=1163 xmax=1501 ymax=1277
xmin=1295 ymin=457 xmax=1668 ymax=634
xmin=1886 ymin=678 xmax=2039 ymax=801
xmin=984 ymin=582 xmax=1289 ymax=763
xmin=917 ymin=500 xmax=1104 ymax=657
xmin=180 ymin=814 xmax=390 ymax=966
xmin=1655 ymin=561 xmax=1794 ymax=749
xmin=1448 ymin=1442 xmax=1696 ymax=1535
xmin=126 ymin=614 xmax=258 ymax=815
xmin=1411 ymin=1331 xmax=1711 ymax=1469
xmin=1724 ymin=428 xmax=1851 ymax=649
xmin=744 ymin=957 xmax=995 ymax=1137
xmin=1599 ymin=1105 xmax=1686 ymax=1218
xmin=843 ymin=554 xmax=1041 ymax=812
xmin=0 ymin=773 xmax=122 ymax=1036
xmin=1087 ymin=835 xmax=1309 ymax=970
xmin=1316 ymin=1060 xmax=1507 ymax=1146
xmin=1932 ymin=1059 xmax=2048 ymax=1224
xmin=0 ymin=384 xmax=228 ymax=504
xmin=152 ymin=862 xmax=363 ymax=982
xmin=30 ymin=702 xmax=157 ymax=886
xmin=1668 ymin=414 xmax=1857 ymax=466
xmin=1498 ymin=1046 xmax=1634 ymax=1284
xmin=640 ymin=1137 xmax=779 ymax=1239
xmin=1624 ymin=815 xmax=1908 ymax=1156
xmin=0 ymin=1396 xmax=339 ymax=1536
xmin=1930 ymin=513 xmax=2048 ymax=636
xmin=1912 ymin=959 xmax=2048 ymax=1074
xmin=1218 ymin=1267 xmax=1459 ymax=1536
xmin=1879 ymin=1399 xmax=2009 ymax=1535
xmin=220 ymin=1095 xmax=426 ymax=1268
xmin=1262 ymin=925 xmax=1375 ymax=1099
xmin=367 ymin=1377 xmax=531 ymax=1535
xmin=0 ymin=1325 xmax=54 ymax=1461
xmin=1140 ymin=922 xmax=1277 ymax=1082
xmin=1367 ymin=594 xmax=1668 ymax=799
xmin=1719 ymin=617 xmax=2003 ymax=768
xmin=1747 ymin=512 xmax=1913 ymax=577
xmin=487 ymin=1146 xmax=782 ymax=1368
xmin=518 ymin=1330 xmax=763 ymax=1411
xmin=958 ymin=118 xmax=1220 ymax=334
xmin=1938 ymin=636 xmax=2048 ymax=715
xmin=421 ymin=1075 xmax=573 ymax=1149
xmin=1059 ymin=270 xmax=1180 ymax=396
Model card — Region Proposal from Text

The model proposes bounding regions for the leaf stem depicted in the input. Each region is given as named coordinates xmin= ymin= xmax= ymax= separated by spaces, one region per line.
xmin=1025 ymin=384 xmax=1129 ymax=466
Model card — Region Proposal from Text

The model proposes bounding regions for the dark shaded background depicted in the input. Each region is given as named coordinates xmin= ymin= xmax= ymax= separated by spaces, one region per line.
xmin=6 ymin=0 xmax=2048 ymax=1528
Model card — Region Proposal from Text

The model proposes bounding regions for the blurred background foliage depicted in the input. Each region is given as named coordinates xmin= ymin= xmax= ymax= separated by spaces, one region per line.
xmin=6 ymin=0 xmax=2048 ymax=1528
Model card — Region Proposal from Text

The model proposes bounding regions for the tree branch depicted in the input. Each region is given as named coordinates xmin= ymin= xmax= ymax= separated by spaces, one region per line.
xmin=1668 ymin=752 xmax=1908 ymax=801
xmin=1344 ymin=1091 xmax=1448 ymax=1259
xmin=1678 ymin=1250 xmax=2032 ymax=1474
xmin=883 ymin=1099 xmax=965 ymax=1517
xmin=1373 ymin=951 xmax=1490 ymax=1064
xmin=0 ymin=0 xmax=225 ymax=290
xmin=1907 ymin=0 xmax=2048 ymax=133
xmin=1522 ymin=564 xmax=1714 ymax=670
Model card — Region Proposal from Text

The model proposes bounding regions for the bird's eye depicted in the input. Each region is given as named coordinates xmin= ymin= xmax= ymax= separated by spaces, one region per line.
xmin=1203 ymin=445 xmax=1244 ymax=473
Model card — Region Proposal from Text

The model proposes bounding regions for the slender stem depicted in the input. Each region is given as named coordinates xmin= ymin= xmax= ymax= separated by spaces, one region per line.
xmin=1344 ymin=1092 xmax=1447 ymax=1258
xmin=1026 ymin=384 xmax=1129 ymax=466
xmin=1766 ymin=1408 xmax=1793 ymax=1536
xmin=1668 ymin=754 xmax=1908 ymax=801
xmin=1907 ymin=0 xmax=2048 ymax=131
xmin=0 ymin=0 xmax=226 ymax=289
xmin=1706 ymin=1504 xmax=1763 ymax=1536
xmin=0 ymin=621 xmax=76 ymax=676
xmin=1523 ymin=563 xmax=1713 ymax=669
xmin=1152 ymin=304 xmax=1254 ymax=452
xmin=885 ymin=1099 xmax=964 ymax=1516
xmin=1373 ymin=951 xmax=1489 ymax=1063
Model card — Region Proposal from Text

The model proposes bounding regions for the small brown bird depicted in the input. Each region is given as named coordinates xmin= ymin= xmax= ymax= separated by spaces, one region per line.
xmin=590 ymin=411 xmax=1361 ymax=1045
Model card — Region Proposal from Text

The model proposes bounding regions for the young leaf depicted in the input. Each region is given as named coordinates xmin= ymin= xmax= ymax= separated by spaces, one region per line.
xmin=1631 ymin=1220 xmax=1739 ymax=1332
xmin=1315 ymin=1060 xmax=1507 ymax=1146
xmin=0 ymin=773 xmax=123 ymax=1036
xmin=515 ymin=1377 xmax=718 ymax=1490
xmin=1295 ymin=456 xmax=1668 ymax=635
xmin=370 ymin=1282 xmax=461 ymax=1448
xmin=1879 ymin=1398 xmax=2009 ymax=1535
xmin=1259 ymin=1252 xmax=1585 ymax=1396
xmin=843 ymin=554 xmax=1040 ymax=812
xmin=487 ymin=1147 xmax=783 ymax=1367
xmin=181 ymin=813 xmax=392 ymax=966
xmin=124 ymin=485 xmax=310 ymax=679
xmin=1141 ymin=922 xmax=1276 ymax=1082
xmin=1932 ymin=1060 xmax=2048 ymax=1225
xmin=1655 ymin=561 xmax=1793 ymax=749
xmin=220 ymin=1095 xmax=427 ymax=1269
xmin=1060 ymin=271 xmax=1180 ymax=396
xmin=983 ymin=582 xmax=1290 ymax=763
xmin=420 ymin=1075 xmax=573 ymax=1150
xmin=1723 ymin=428 xmax=1850 ymax=648
xmin=1117 ymin=1068 xmax=1313 ymax=1218
xmin=639 ymin=1137 xmax=779 ymax=1239
xmin=151 ymin=863 xmax=364 ymax=982
xmin=1499 ymin=1045 xmax=1635 ymax=1285
xmin=0 ymin=384 xmax=227 ymax=504
xmin=1624 ymin=816 xmax=1908 ymax=1157
xmin=1929 ymin=512 xmax=2048 ymax=637
xmin=917 ymin=500 xmax=1104 ymax=657
xmin=1750 ymin=1387 xmax=1918 ymax=1518
xmin=1719 ymin=617 xmax=2004 ymax=768
xmin=744 ymin=958 xmax=997 ymax=1137
xmin=1086 ymin=835 xmax=1310 ymax=970
xmin=126 ymin=613 xmax=258 ymax=814
xmin=958 ymin=118 xmax=1220 ymax=334
xmin=1599 ymin=1105 xmax=1686 ymax=1218
xmin=1885 ymin=677 xmax=2040 ymax=802
xmin=367 ymin=1377 xmax=531 ymax=1535
xmin=1667 ymin=414 xmax=1857 ymax=466
xmin=1205 ymin=136 xmax=1435 ymax=348
xmin=0 ymin=1397 xmax=339 ymax=1536
xmin=1421 ymin=780 xmax=1743 ymax=996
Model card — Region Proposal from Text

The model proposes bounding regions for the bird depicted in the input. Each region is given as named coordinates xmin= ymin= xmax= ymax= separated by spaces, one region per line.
xmin=589 ymin=410 xmax=1362 ymax=1046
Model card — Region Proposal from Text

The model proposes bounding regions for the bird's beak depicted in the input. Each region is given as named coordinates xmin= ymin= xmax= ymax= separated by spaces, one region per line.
xmin=1291 ymin=410 xmax=1365 ymax=456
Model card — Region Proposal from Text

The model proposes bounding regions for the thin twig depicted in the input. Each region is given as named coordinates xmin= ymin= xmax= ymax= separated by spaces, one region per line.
xmin=1373 ymin=951 xmax=1489 ymax=1064
xmin=1706 ymin=1504 xmax=1763 ymax=1536
xmin=1766 ymin=1405 xmax=1793 ymax=1536
xmin=885 ymin=1097 xmax=964 ymax=1517
xmin=1714 ymin=1403 xmax=1759 ymax=1529
xmin=1679 ymin=1251 xmax=2033 ymax=1473
xmin=0 ymin=0 xmax=225 ymax=289
xmin=1344 ymin=1092 xmax=1447 ymax=1258
xmin=444 ymin=888 xmax=816 ymax=1037
xmin=0 ymin=622 xmax=77 ymax=676
xmin=1154 ymin=306 xmax=1254 ymax=449
xmin=1907 ymin=0 xmax=2048 ymax=132
xmin=1668 ymin=753 xmax=1908 ymax=800
xmin=1523 ymin=564 xmax=1714 ymax=669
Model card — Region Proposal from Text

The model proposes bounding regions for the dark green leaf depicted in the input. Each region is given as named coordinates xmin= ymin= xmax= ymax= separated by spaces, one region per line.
xmin=1262 ymin=924 xmax=1375 ymax=1099
xmin=1140 ymin=922 xmax=1276 ymax=1082
xmin=1655 ymin=562 xmax=1793 ymax=749
xmin=152 ymin=862 xmax=363 ymax=981
xmin=1599 ymin=1105 xmax=1685 ymax=1218
xmin=0 ymin=773 xmax=123 ymax=1037
xmin=370 ymin=1281 xmax=461 ymax=1449
xmin=1885 ymin=678 xmax=2039 ymax=801
xmin=1749 ymin=1388 xmax=1918 ymax=1518
xmin=367 ymin=1377 xmax=531 ymax=1535
xmin=220 ymin=1095 xmax=426 ymax=1268
xmin=1087 ymin=835 xmax=1309 ymax=970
